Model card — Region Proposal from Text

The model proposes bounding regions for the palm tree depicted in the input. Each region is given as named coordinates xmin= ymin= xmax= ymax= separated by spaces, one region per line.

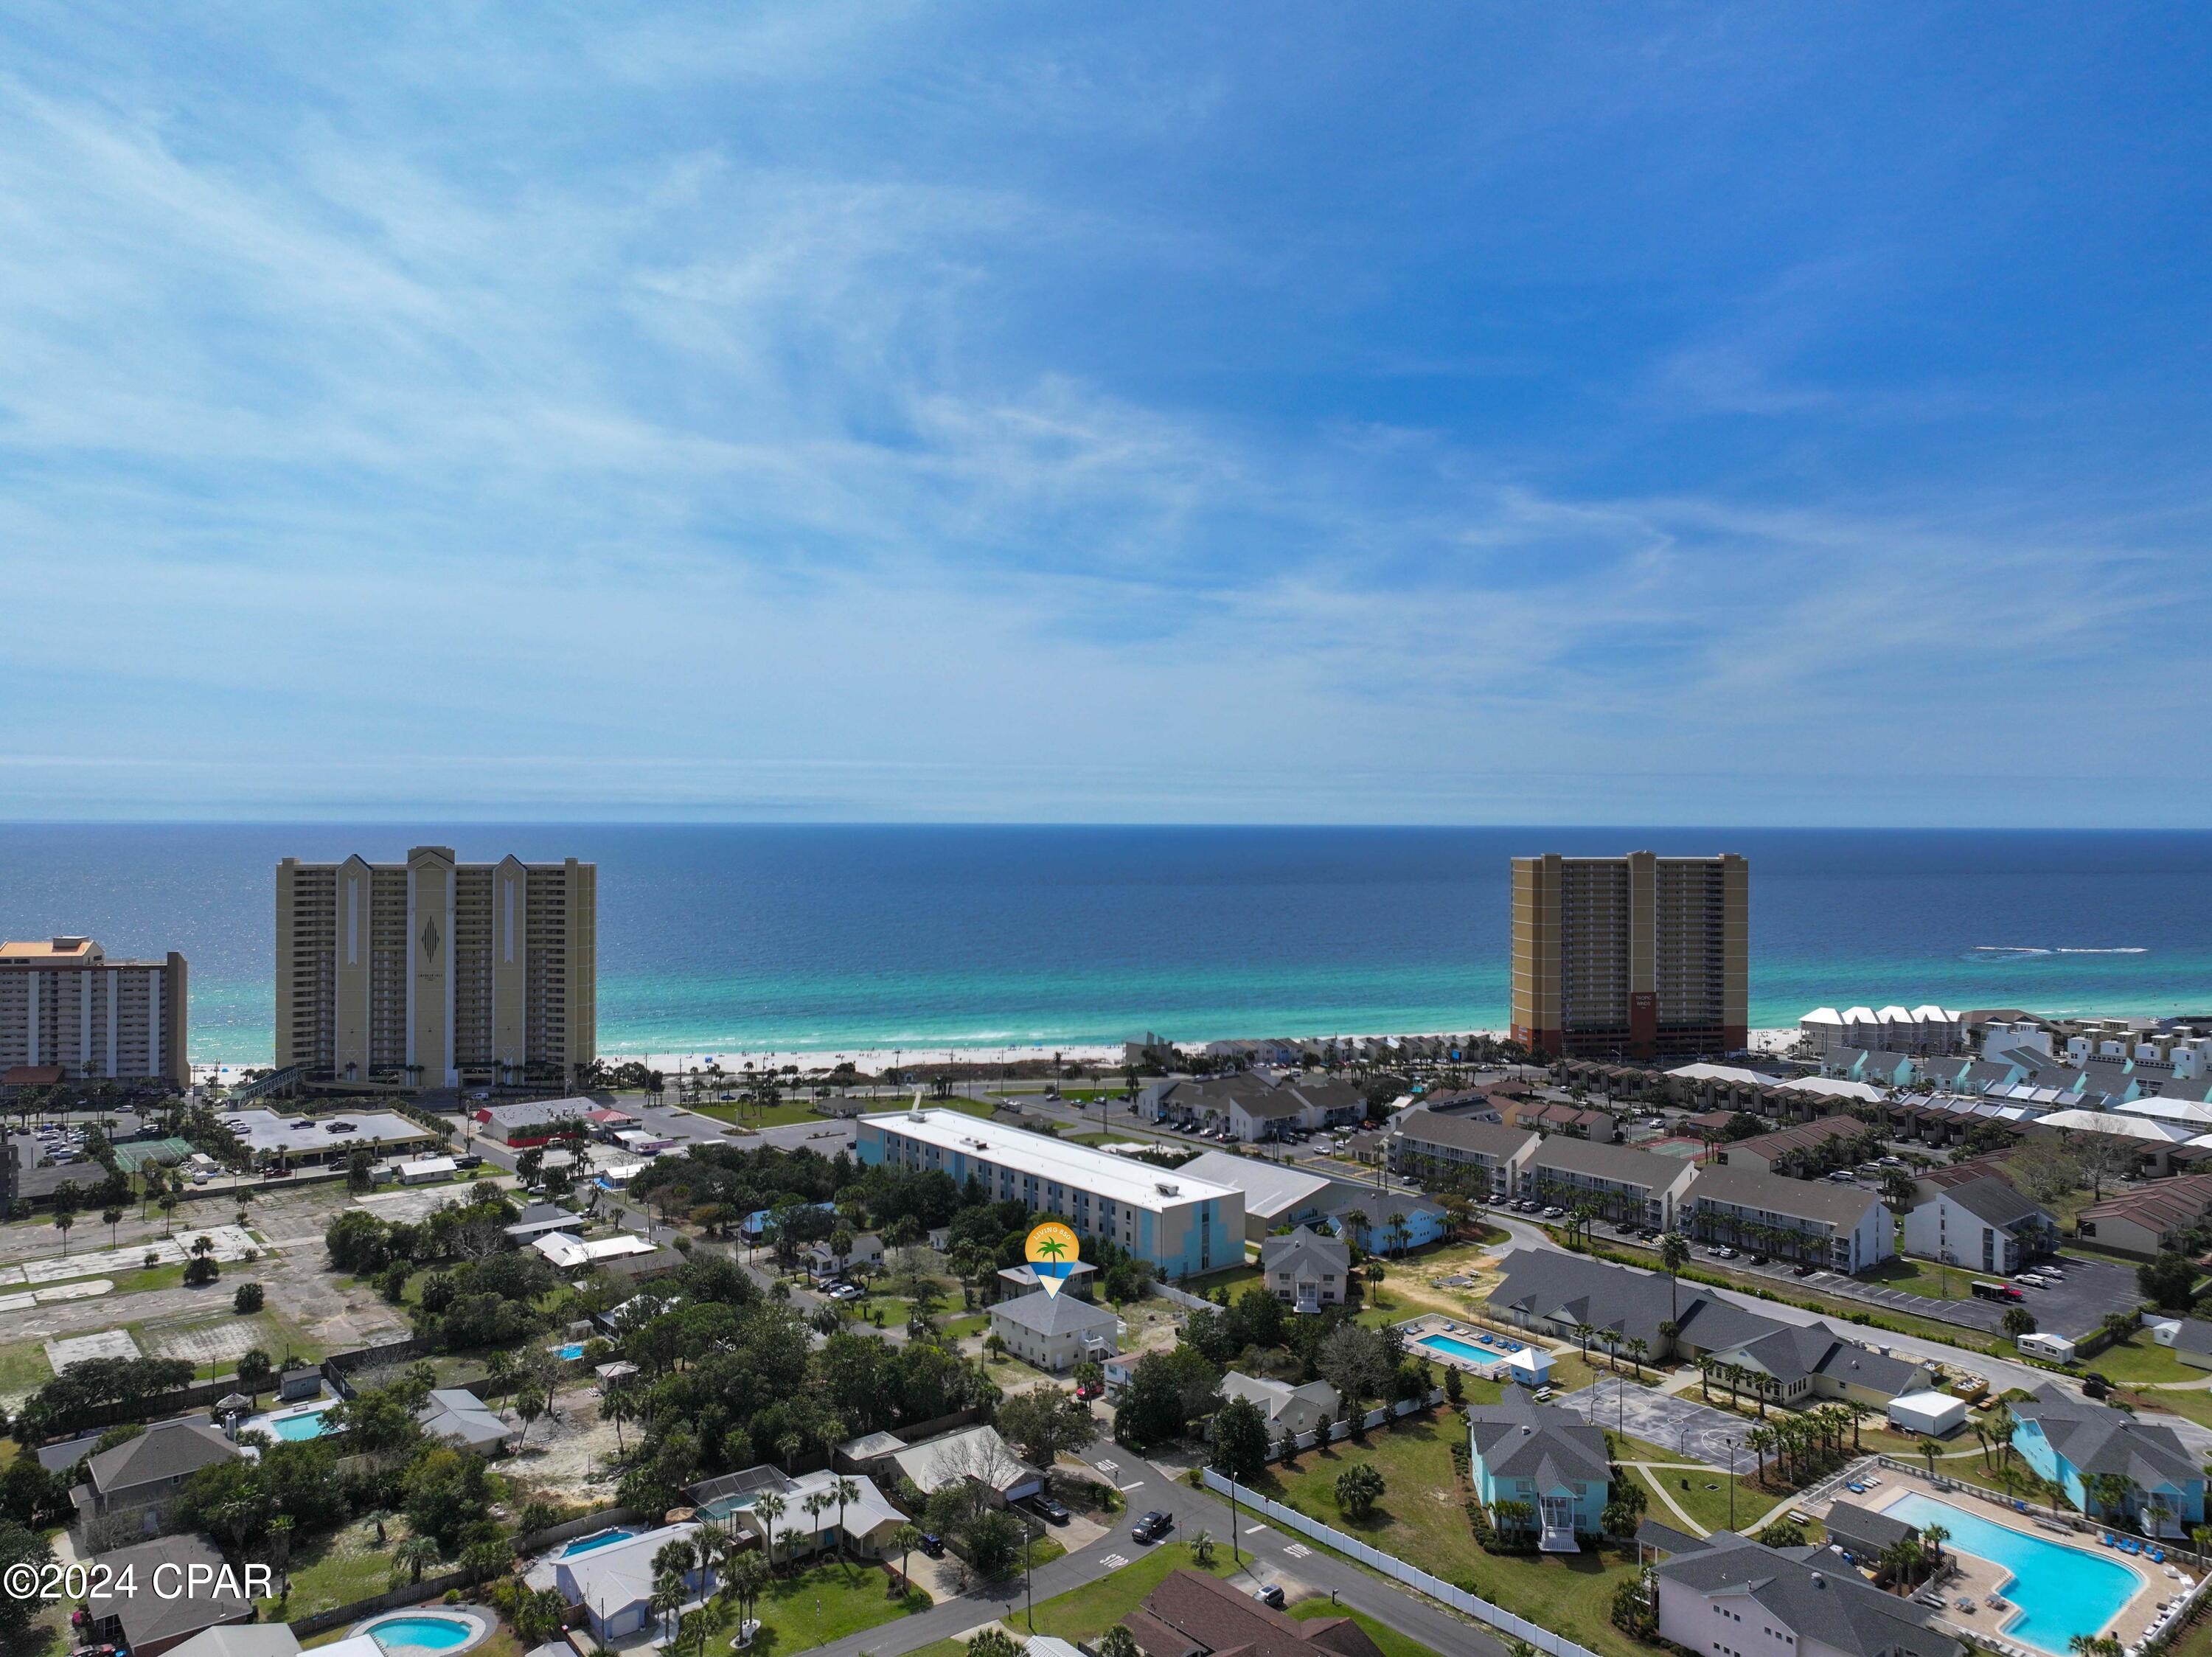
xmin=801 ymin=1491 xmax=831 ymax=1560
xmin=1599 ymin=1328 xmax=1622 ymax=1373
xmin=1099 ymin=1628 xmax=1144 ymax=1657
xmin=756 ymin=1493 xmax=786 ymax=1571
xmin=1745 ymin=1425 xmax=1773 ymax=1484
xmin=1573 ymin=1322 xmax=1597 ymax=1368
xmin=890 ymin=1522 xmax=923 ymax=1588
xmin=1919 ymin=1437 xmax=1941 ymax=1480
xmin=1385 ymin=1210 xmax=1407 ymax=1258
xmin=777 ymin=1431 xmax=802 ymax=1475
xmin=832 ymin=1476 xmax=860 ymax=1559
xmin=102 ymin=1206 xmax=122 ymax=1248
xmin=1660 ymin=1232 xmax=1689 ymax=1324
xmin=1625 ymin=1337 xmax=1649 ymax=1380
xmin=650 ymin=1571 xmax=686 ymax=1645
xmin=394 ymin=1535 xmax=442 ymax=1585
xmin=1920 ymin=1522 xmax=1949 ymax=1566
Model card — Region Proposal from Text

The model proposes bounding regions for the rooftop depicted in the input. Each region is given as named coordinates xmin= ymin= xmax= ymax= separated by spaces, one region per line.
xmin=1657 ymin=1532 xmax=1959 ymax=1657
xmin=1690 ymin=1161 xmax=1883 ymax=1228
xmin=1174 ymin=1150 xmax=1336 ymax=1217
xmin=1524 ymin=1133 xmax=1698 ymax=1190
xmin=991 ymin=1287 xmax=1120 ymax=1337
xmin=863 ymin=1108 xmax=1238 ymax=1212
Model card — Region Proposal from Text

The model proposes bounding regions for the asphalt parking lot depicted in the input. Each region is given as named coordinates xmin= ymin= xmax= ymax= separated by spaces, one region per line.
xmin=1554 ymin=1374 xmax=1745 ymax=1466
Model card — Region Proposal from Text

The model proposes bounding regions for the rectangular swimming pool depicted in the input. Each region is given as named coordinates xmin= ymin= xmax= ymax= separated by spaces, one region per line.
xmin=560 ymin=1527 xmax=639 ymax=1557
xmin=270 ymin=1406 xmax=337 ymax=1442
xmin=1418 ymin=1333 xmax=1502 ymax=1365
xmin=1880 ymin=1493 xmax=2146 ymax=1653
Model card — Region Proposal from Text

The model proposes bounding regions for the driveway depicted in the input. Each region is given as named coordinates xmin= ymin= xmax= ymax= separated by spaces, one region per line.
xmin=1554 ymin=1373 xmax=1745 ymax=1467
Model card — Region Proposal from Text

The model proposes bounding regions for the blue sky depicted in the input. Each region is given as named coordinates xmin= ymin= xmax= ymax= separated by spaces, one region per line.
xmin=5 ymin=4 xmax=2210 ymax=824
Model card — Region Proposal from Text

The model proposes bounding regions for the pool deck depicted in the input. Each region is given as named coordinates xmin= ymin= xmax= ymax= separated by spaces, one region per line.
xmin=345 ymin=1604 xmax=495 ymax=1656
xmin=1398 ymin=1311 xmax=1557 ymax=1380
xmin=1836 ymin=1473 xmax=2187 ymax=1655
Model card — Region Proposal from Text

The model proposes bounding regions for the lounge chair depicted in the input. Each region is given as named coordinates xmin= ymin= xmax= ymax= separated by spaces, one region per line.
xmin=1847 ymin=1482 xmax=1867 ymax=1494
xmin=2123 ymin=1539 xmax=2143 ymax=1554
xmin=2101 ymin=1532 xmax=2116 ymax=1546
xmin=2014 ymin=1500 xmax=2028 ymax=1512
xmin=2152 ymin=1548 xmax=2166 ymax=1563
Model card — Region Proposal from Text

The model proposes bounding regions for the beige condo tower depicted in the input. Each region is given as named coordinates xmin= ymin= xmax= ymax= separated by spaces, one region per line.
xmin=1510 ymin=850 xmax=1747 ymax=1060
xmin=275 ymin=846 xmax=596 ymax=1088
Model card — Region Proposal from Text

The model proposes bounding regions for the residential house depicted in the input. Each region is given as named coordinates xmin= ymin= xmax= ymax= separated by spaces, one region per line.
xmin=2011 ymin=1384 xmax=2206 ymax=1534
xmin=740 ymin=1468 xmax=904 ymax=1561
xmin=888 ymin=1425 xmax=1043 ymax=1509
xmin=503 ymin=1201 xmax=585 ymax=1243
xmin=990 ymin=1289 xmax=1120 ymax=1372
xmin=77 ymin=1416 xmax=243 ymax=1535
xmin=1382 ymin=1111 xmax=1539 ymax=1197
xmin=1901 ymin=1177 xmax=2056 ymax=1274
xmin=1315 ymin=1187 xmax=1446 ymax=1254
xmin=1119 ymin=1569 xmax=1385 ymax=1657
xmin=82 ymin=1533 xmax=255 ymax=1657
xmin=1820 ymin=1049 xmax=1921 ymax=1088
xmin=548 ymin=1521 xmax=706 ymax=1643
xmin=1654 ymin=1529 xmax=1961 ymax=1657
xmin=1219 ymin=1372 xmax=1341 ymax=1439
xmin=1465 ymin=1391 xmax=1611 ymax=1551
xmin=1687 ymin=1164 xmax=1895 ymax=1272
xmin=1261 ymin=1226 xmax=1352 ymax=1312
xmin=162 ymin=1630 xmax=306 ymax=1657
xmin=1520 ymin=1136 xmax=1700 ymax=1231
xmin=801 ymin=1230 xmax=883 ymax=1282
xmin=416 ymin=1387 xmax=518 ymax=1456
xmin=1717 ymin=1116 xmax=1879 ymax=1178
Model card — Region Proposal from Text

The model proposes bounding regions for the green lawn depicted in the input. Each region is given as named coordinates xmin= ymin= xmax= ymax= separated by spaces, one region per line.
xmin=1289 ymin=1599 xmax=1445 ymax=1657
xmin=942 ymin=1312 xmax=988 ymax=1340
xmin=2084 ymin=1333 xmax=2203 ymax=1386
xmin=1250 ymin=1414 xmax=1647 ymax=1657
xmin=1625 ymin=1464 xmax=1749 ymax=1535
xmin=748 ymin=1558 xmax=930 ymax=1654
xmin=260 ymin=1515 xmax=417 ymax=1620
xmin=1859 ymin=1257 xmax=1982 ymax=1302
xmin=1183 ymin=1262 xmax=1264 ymax=1296
xmin=0 ymin=1336 xmax=53 ymax=1395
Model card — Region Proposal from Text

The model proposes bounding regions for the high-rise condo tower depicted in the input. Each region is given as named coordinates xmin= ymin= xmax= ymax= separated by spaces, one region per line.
xmin=1510 ymin=851 xmax=1747 ymax=1060
xmin=275 ymin=846 xmax=596 ymax=1088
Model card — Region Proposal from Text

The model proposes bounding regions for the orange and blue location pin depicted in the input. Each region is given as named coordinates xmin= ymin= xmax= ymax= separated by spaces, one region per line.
xmin=1025 ymin=1221 xmax=1080 ymax=1298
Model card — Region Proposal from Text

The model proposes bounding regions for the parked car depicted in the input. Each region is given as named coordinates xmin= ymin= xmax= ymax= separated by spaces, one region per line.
xmin=827 ymin=1283 xmax=865 ymax=1302
xmin=1132 ymin=1510 xmax=1174 ymax=1543
xmin=1792 ymin=1262 xmax=1818 ymax=1277
xmin=1027 ymin=1492 xmax=1071 ymax=1524
xmin=1254 ymin=1584 xmax=1287 ymax=1608
xmin=1074 ymin=1379 xmax=1102 ymax=1400
xmin=918 ymin=1532 xmax=946 ymax=1557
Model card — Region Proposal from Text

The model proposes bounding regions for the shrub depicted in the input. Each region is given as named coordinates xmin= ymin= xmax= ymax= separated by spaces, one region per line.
xmin=234 ymin=1283 xmax=265 ymax=1313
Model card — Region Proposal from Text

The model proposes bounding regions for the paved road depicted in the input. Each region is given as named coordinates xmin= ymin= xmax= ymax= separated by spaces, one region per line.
xmin=809 ymin=1439 xmax=1508 ymax=1657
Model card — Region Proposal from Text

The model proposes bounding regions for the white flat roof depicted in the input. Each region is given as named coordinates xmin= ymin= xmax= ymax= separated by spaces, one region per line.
xmin=222 ymin=1108 xmax=435 ymax=1155
xmin=533 ymin=1232 xmax=658 ymax=1269
xmin=862 ymin=1109 xmax=1237 ymax=1212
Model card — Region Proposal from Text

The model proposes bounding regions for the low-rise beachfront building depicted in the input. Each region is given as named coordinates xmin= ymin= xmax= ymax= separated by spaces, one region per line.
xmin=1466 ymin=1391 xmax=1610 ymax=1551
xmin=1504 ymin=1098 xmax=1620 ymax=1142
xmin=1381 ymin=1111 xmax=1538 ymax=1197
xmin=2011 ymin=1384 xmax=2207 ymax=1535
xmin=2073 ymin=1174 xmax=2212 ymax=1258
xmin=1140 ymin=1072 xmax=1368 ymax=1141
xmin=989 ymin=1288 xmax=1121 ymax=1372
xmin=1654 ymin=1529 xmax=1961 ymax=1657
xmin=856 ymin=1108 xmax=1243 ymax=1276
xmin=1260 ymin=1225 xmax=1350 ymax=1312
xmin=1686 ymin=1163 xmax=1894 ymax=1272
xmin=1520 ymin=1136 xmax=1700 ymax=1231
xmin=475 ymin=1096 xmax=596 ymax=1147
xmin=1716 ymin=1116 xmax=1880 ymax=1178
xmin=1900 ymin=1175 xmax=2056 ymax=1274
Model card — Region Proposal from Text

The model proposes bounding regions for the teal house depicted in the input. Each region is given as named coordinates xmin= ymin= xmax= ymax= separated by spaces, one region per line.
xmin=1466 ymin=1392 xmax=1612 ymax=1552
xmin=2011 ymin=1385 xmax=2205 ymax=1535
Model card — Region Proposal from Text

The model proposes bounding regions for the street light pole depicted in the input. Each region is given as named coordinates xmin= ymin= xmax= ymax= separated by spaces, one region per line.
xmin=1728 ymin=1437 xmax=1739 ymax=1529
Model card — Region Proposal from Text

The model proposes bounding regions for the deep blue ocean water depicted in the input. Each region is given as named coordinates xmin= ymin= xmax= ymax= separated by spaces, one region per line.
xmin=1 ymin=825 xmax=2208 ymax=1064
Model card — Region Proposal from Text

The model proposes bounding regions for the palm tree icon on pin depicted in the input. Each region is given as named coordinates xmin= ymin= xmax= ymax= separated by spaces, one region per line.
xmin=1024 ymin=1222 xmax=1079 ymax=1298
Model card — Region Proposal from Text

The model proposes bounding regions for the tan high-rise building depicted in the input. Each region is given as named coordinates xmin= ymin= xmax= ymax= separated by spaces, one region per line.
xmin=275 ymin=847 xmax=596 ymax=1088
xmin=1510 ymin=851 xmax=1747 ymax=1060
xmin=0 ymin=937 xmax=189 ymax=1087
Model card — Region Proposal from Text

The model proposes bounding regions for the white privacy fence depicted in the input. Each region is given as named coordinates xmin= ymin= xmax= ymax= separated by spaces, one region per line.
xmin=1202 ymin=1469 xmax=1606 ymax=1657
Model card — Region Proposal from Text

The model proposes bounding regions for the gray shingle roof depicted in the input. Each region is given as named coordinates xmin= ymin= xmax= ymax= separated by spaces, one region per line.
xmin=94 ymin=1532 xmax=255 ymax=1650
xmin=1938 ymin=1175 xmax=2051 ymax=1232
xmin=1691 ymin=1162 xmax=1883 ymax=1229
xmin=991 ymin=1288 xmax=1119 ymax=1337
xmin=1525 ymin=1136 xmax=1695 ymax=1192
xmin=1466 ymin=1392 xmax=1610 ymax=1488
xmin=2165 ymin=1316 xmax=2212 ymax=1357
xmin=86 ymin=1416 xmax=240 ymax=1496
xmin=1658 ymin=1531 xmax=1961 ymax=1657
xmin=2014 ymin=1384 xmax=2202 ymax=1490
xmin=1387 ymin=1109 xmax=1538 ymax=1160
xmin=1489 ymin=1247 xmax=1781 ymax=1355
xmin=1823 ymin=1501 xmax=1920 ymax=1560
xmin=1261 ymin=1225 xmax=1349 ymax=1277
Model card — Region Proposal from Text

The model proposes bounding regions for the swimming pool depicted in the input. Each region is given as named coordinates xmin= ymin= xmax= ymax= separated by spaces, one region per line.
xmin=1880 ymin=1493 xmax=2145 ymax=1653
xmin=361 ymin=1613 xmax=476 ymax=1653
xmin=268 ymin=1404 xmax=338 ymax=1441
xmin=1418 ymin=1333 xmax=1498 ymax=1364
xmin=552 ymin=1341 xmax=586 ymax=1361
xmin=560 ymin=1526 xmax=639 ymax=1556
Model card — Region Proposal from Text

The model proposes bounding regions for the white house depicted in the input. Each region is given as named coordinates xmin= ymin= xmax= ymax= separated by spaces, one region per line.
xmin=737 ymin=1469 xmax=904 ymax=1562
xmin=551 ymin=1522 xmax=705 ymax=1644
xmin=888 ymin=1425 xmax=1043 ymax=1509
xmin=1219 ymin=1372 xmax=1341 ymax=1439
xmin=1655 ymin=1530 xmax=1960 ymax=1657
xmin=989 ymin=1289 xmax=1120 ymax=1372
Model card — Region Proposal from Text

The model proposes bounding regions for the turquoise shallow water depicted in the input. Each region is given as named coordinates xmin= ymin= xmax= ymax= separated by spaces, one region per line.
xmin=3 ymin=824 xmax=2209 ymax=1063
xmin=1881 ymin=1492 xmax=2143 ymax=1652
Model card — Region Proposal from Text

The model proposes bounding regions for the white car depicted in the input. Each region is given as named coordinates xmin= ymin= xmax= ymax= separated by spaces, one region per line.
xmin=827 ymin=1283 xmax=865 ymax=1302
